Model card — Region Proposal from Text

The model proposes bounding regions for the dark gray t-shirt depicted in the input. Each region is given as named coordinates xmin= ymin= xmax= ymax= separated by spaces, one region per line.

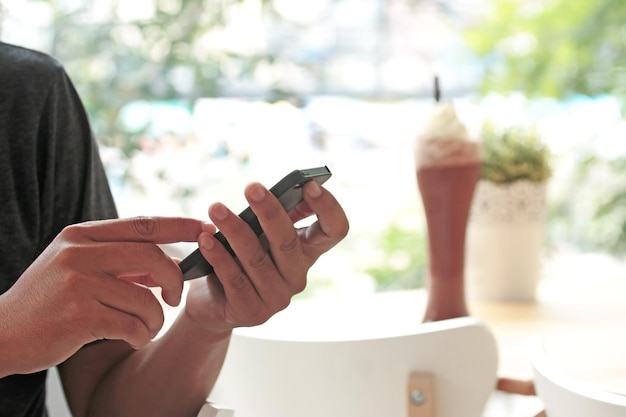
xmin=0 ymin=42 xmax=118 ymax=416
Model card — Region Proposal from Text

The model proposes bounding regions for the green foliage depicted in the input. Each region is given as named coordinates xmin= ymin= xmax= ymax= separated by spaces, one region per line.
xmin=465 ymin=0 xmax=626 ymax=100
xmin=31 ymin=0 xmax=279 ymax=190
xmin=364 ymin=223 xmax=427 ymax=291
xmin=595 ymin=158 xmax=626 ymax=230
xmin=552 ymin=155 xmax=626 ymax=254
xmin=47 ymin=0 xmax=244 ymax=136
xmin=480 ymin=122 xmax=551 ymax=184
xmin=466 ymin=0 xmax=626 ymax=254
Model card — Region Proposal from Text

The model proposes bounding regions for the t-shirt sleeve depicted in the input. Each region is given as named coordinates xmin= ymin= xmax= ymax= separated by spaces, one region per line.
xmin=37 ymin=65 xmax=118 ymax=249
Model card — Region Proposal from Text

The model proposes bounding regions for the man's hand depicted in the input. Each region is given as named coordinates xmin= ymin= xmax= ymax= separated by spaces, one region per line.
xmin=0 ymin=217 xmax=204 ymax=377
xmin=185 ymin=180 xmax=349 ymax=333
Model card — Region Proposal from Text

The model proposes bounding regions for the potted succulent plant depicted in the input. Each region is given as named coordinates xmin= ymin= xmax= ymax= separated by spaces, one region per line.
xmin=465 ymin=122 xmax=552 ymax=302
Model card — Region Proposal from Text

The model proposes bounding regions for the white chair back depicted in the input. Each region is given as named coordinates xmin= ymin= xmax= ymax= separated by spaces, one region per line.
xmin=209 ymin=293 xmax=498 ymax=417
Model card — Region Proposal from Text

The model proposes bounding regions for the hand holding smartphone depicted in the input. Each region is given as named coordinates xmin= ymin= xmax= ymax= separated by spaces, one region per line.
xmin=179 ymin=166 xmax=332 ymax=280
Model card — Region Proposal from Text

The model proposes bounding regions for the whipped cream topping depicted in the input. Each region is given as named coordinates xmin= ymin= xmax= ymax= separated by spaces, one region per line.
xmin=420 ymin=102 xmax=471 ymax=141
xmin=415 ymin=102 xmax=481 ymax=168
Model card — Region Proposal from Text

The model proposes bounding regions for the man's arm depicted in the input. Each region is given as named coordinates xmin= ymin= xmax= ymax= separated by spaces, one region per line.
xmin=0 ymin=217 xmax=207 ymax=379
xmin=60 ymin=180 xmax=348 ymax=417
xmin=60 ymin=314 xmax=231 ymax=417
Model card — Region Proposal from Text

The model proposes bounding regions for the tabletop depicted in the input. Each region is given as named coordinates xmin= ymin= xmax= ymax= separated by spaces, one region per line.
xmin=473 ymin=250 xmax=626 ymax=416
xmin=472 ymin=250 xmax=626 ymax=390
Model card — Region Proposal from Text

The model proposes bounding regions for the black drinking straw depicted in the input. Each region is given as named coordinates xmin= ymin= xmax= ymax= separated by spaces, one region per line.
xmin=434 ymin=75 xmax=441 ymax=103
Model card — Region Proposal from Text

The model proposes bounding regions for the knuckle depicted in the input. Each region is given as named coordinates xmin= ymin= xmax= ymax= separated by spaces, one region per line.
xmin=279 ymin=235 xmax=300 ymax=254
xmin=57 ymin=269 xmax=88 ymax=296
xmin=132 ymin=286 xmax=164 ymax=332
xmin=248 ymin=249 xmax=273 ymax=271
xmin=225 ymin=271 xmax=249 ymax=291
xmin=120 ymin=316 xmax=150 ymax=345
xmin=54 ymin=244 xmax=83 ymax=268
xmin=151 ymin=313 xmax=165 ymax=334
xmin=57 ymin=223 xmax=86 ymax=241
xmin=247 ymin=305 xmax=274 ymax=326
xmin=130 ymin=216 xmax=160 ymax=238
xmin=338 ymin=221 xmax=350 ymax=239
xmin=61 ymin=296 xmax=88 ymax=324
xmin=254 ymin=297 xmax=292 ymax=326
xmin=291 ymin=277 xmax=307 ymax=295
xmin=258 ymin=201 xmax=283 ymax=221
xmin=256 ymin=312 xmax=273 ymax=326
xmin=329 ymin=218 xmax=350 ymax=241
xmin=341 ymin=221 xmax=350 ymax=239
xmin=135 ymin=286 xmax=159 ymax=310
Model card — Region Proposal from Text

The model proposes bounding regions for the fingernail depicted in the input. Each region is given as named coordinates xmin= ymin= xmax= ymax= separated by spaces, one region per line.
xmin=248 ymin=183 xmax=266 ymax=202
xmin=307 ymin=181 xmax=322 ymax=198
xmin=211 ymin=203 xmax=228 ymax=220
xmin=200 ymin=233 xmax=215 ymax=250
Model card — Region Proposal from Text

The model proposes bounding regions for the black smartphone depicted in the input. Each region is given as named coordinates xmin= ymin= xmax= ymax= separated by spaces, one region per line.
xmin=179 ymin=166 xmax=332 ymax=280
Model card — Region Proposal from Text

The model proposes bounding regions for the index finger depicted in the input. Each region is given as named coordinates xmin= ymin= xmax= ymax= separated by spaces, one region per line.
xmin=74 ymin=217 xmax=204 ymax=244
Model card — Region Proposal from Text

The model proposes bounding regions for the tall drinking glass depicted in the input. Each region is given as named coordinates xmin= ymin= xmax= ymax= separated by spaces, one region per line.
xmin=415 ymin=104 xmax=481 ymax=322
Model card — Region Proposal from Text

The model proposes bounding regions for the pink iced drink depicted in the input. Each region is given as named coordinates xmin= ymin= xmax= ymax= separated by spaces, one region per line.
xmin=415 ymin=103 xmax=481 ymax=322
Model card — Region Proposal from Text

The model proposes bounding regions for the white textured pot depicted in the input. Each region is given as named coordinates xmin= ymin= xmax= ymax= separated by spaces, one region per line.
xmin=466 ymin=179 xmax=547 ymax=302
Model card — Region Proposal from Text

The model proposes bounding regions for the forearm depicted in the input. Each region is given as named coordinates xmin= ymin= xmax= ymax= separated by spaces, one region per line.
xmin=0 ymin=289 xmax=71 ymax=377
xmin=87 ymin=310 xmax=232 ymax=417
xmin=0 ymin=294 xmax=27 ymax=378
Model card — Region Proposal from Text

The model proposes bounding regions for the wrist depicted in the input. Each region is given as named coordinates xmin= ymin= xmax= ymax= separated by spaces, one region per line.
xmin=180 ymin=305 xmax=233 ymax=342
xmin=0 ymin=291 xmax=35 ymax=377
xmin=182 ymin=280 xmax=237 ymax=338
